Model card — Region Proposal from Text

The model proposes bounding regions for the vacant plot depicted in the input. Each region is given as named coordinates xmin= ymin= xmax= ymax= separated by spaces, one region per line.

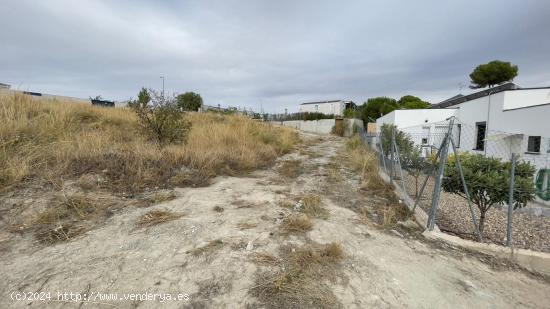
xmin=0 ymin=93 xmax=299 ymax=193
xmin=0 ymin=94 xmax=298 ymax=245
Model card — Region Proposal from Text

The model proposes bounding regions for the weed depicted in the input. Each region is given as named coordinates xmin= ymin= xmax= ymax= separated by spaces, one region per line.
xmin=35 ymin=223 xmax=85 ymax=244
xmin=250 ymin=242 xmax=344 ymax=309
xmin=299 ymin=195 xmax=329 ymax=219
xmin=250 ymin=253 xmax=280 ymax=265
xmin=147 ymin=191 xmax=177 ymax=204
xmin=277 ymin=160 xmax=302 ymax=178
xmin=189 ymin=239 xmax=224 ymax=256
xmin=280 ymin=214 xmax=313 ymax=234
xmin=213 ymin=206 xmax=224 ymax=212
xmin=136 ymin=209 xmax=182 ymax=227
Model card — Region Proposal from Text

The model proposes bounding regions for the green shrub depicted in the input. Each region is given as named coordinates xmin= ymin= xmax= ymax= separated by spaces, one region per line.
xmin=129 ymin=88 xmax=191 ymax=146
xmin=442 ymin=153 xmax=535 ymax=236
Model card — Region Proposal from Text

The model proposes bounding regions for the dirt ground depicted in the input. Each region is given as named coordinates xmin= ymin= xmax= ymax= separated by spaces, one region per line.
xmin=1 ymin=132 xmax=549 ymax=308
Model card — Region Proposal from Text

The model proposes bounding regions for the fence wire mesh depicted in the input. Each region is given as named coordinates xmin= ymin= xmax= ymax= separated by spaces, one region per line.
xmin=360 ymin=117 xmax=550 ymax=252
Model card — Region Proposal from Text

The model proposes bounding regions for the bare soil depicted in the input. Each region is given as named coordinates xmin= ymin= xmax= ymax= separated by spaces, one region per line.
xmin=0 ymin=132 xmax=549 ymax=308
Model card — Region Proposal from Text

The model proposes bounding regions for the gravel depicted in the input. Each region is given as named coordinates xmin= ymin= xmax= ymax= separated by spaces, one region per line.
xmin=397 ymin=169 xmax=550 ymax=253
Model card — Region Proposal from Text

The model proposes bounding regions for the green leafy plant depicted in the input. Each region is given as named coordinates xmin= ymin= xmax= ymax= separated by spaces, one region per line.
xmin=401 ymin=146 xmax=428 ymax=197
xmin=129 ymin=88 xmax=191 ymax=146
xmin=442 ymin=153 xmax=535 ymax=235
xmin=379 ymin=124 xmax=414 ymax=158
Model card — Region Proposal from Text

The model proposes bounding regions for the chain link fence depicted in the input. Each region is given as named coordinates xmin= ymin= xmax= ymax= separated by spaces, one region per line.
xmin=359 ymin=117 xmax=550 ymax=252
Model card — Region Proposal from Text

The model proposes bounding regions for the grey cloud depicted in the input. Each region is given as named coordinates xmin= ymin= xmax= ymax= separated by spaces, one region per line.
xmin=1 ymin=0 xmax=549 ymax=112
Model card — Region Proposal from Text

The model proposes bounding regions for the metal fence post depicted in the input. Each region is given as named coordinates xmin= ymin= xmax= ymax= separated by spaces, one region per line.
xmin=393 ymin=137 xmax=406 ymax=191
xmin=427 ymin=119 xmax=454 ymax=230
xmin=507 ymin=153 xmax=516 ymax=247
xmin=450 ymin=137 xmax=482 ymax=240
xmin=378 ymin=134 xmax=388 ymax=174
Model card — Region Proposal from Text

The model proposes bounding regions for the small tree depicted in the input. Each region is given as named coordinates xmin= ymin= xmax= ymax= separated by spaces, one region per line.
xmin=442 ymin=153 xmax=535 ymax=236
xmin=401 ymin=146 xmax=428 ymax=197
xmin=398 ymin=95 xmax=431 ymax=109
xmin=129 ymin=88 xmax=191 ymax=146
xmin=177 ymin=92 xmax=203 ymax=111
xmin=469 ymin=60 xmax=518 ymax=89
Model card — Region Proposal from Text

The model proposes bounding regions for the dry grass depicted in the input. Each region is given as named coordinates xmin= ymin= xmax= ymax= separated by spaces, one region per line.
xmin=380 ymin=204 xmax=411 ymax=227
xmin=277 ymin=159 xmax=302 ymax=178
xmin=280 ymin=214 xmax=313 ymax=234
xmin=189 ymin=239 xmax=225 ymax=257
xmin=136 ymin=209 xmax=182 ymax=227
xmin=237 ymin=222 xmax=257 ymax=230
xmin=299 ymin=195 xmax=329 ymax=219
xmin=146 ymin=191 xmax=177 ymax=204
xmin=29 ymin=193 xmax=114 ymax=243
xmin=345 ymin=136 xmax=392 ymax=196
xmin=250 ymin=253 xmax=281 ymax=265
xmin=250 ymin=242 xmax=344 ymax=309
xmin=213 ymin=205 xmax=225 ymax=212
xmin=0 ymin=94 xmax=299 ymax=193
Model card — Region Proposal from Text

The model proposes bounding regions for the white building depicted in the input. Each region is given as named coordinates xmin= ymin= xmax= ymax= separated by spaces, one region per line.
xmin=376 ymin=83 xmax=550 ymax=203
xmin=299 ymin=100 xmax=355 ymax=116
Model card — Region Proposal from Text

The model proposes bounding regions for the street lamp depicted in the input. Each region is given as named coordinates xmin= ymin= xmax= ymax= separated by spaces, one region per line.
xmin=160 ymin=76 xmax=165 ymax=100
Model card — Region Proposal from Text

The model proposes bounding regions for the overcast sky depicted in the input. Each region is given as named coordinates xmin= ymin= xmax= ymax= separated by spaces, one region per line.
xmin=2 ymin=0 xmax=550 ymax=112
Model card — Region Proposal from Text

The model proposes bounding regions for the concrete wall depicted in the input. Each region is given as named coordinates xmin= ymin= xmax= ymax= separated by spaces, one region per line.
xmin=299 ymin=101 xmax=345 ymax=116
xmin=0 ymin=88 xmax=91 ymax=104
xmin=274 ymin=119 xmax=335 ymax=135
xmin=273 ymin=118 xmax=364 ymax=137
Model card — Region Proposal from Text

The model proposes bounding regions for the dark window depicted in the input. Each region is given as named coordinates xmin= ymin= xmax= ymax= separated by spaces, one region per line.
xmin=421 ymin=138 xmax=428 ymax=145
xmin=527 ymin=136 xmax=541 ymax=153
xmin=475 ymin=122 xmax=486 ymax=151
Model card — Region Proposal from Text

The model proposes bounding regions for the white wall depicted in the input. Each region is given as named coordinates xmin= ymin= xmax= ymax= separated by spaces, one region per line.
xmin=274 ymin=119 xmax=336 ymax=135
xmin=299 ymin=101 xmax=345 ymax=116
xmin=272 ymin=118 xmax=364 ymax=137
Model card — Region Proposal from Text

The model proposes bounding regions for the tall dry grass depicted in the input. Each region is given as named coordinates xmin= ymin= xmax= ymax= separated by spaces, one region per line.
xmin=0 ymin=94 xmax=298 ymax=193
xmin=345 ymin=135 xmax=391 ymax=194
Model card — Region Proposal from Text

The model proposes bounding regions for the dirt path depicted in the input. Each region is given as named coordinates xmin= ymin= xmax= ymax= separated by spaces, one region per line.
xmin=1 ymin=132 xmax=549 ymax=308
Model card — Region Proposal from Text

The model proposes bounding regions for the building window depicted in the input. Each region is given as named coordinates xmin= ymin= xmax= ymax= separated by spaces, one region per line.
xmin=315 ymin=105 xmax=318 ymax=111
xmin=421 ymin=138 xmax=428 ymax=145
xmin=527 ymin=136 xmax=541 ymax=153
xmin=474 ymin=122 xmax=486 ymax=151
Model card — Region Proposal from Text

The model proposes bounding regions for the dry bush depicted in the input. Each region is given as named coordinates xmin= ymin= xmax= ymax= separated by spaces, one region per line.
xmin=189 ymin=239 xmax=224 ymax=256
xmin=35 ymin=223 xmax=85 ymax=244
xmin=277 ymin=159 xmax=302 ymax=178
xmin=30 ymin=194 xmax=113 ymax=244
xmin=0 ymin=94 xmax=298 ymax=193
xmin=385 ymin=204 xmax=411 ymax=227
xmin=280 ymin=214 xmax=313 ymax=234
xmin=213 ymin=206 xmax=224 ymax=212
xmin=250 ymin=242 xmax=344 ymax=309
xmin=345 ymin=136 xmax=392 ymax=196
xmin=136 ymin=209 xmax=182 ymax=227
xmin=299 ymin=195 xmax=329 ymax=219
xmin=146 ymin=191 xmax=177 ymax=204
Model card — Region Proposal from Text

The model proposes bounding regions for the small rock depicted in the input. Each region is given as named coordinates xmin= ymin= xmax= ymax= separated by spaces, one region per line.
xmin=246 ymin=241 xmax=254 ymax=251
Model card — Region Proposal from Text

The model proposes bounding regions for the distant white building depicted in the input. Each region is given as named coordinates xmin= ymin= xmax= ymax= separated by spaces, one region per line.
xmin=0 ymin=83 xmax=11 ymax=89
xmin=299 ymin=100 xmax=355 ymax=116
xmin=376 ymin=83 xmax=550 ymax=203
